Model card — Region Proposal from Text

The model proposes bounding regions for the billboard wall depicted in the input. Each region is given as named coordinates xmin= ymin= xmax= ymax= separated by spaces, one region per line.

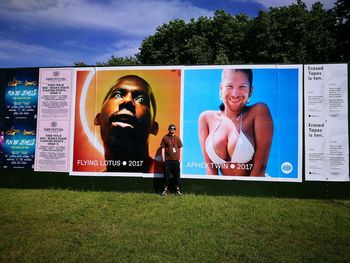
xmin=0 ymin=64 xmax=347 ymax=183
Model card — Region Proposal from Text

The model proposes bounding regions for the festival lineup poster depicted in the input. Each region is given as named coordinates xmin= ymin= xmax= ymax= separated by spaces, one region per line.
xmin=3 ymin=119 xmax=36 ymax=169
xmin=37 ymin=68 xmax=72 ymax=119
xmin=35 ymin=120 xmax=70 ymax=172
xmin=305 ymin=64 xmax=349 ymax=181
xmin=34 ymin=68 xmax=73 ymax=172
xmin=70 ymin=67 xmax=182 ymax=176
xmin=182 ymin=65 xmax=303 ymax=182
xmin=3 ymin=68 xmax=39 ymax=169
xmin=0 ymin=69 xmax=6 ymax=168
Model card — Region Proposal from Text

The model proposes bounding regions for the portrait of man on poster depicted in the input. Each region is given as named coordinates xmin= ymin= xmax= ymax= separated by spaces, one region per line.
xmin=94 ymin=75 xmax=161 ymax=172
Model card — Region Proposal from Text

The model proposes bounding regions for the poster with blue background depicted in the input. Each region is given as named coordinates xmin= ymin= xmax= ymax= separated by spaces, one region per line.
xmin=5 ymin=69 xmax=39 ymax=119
xmin=3 ymin=119 xmax=37 ymax=169
xmin=0 ymin=69 xmax=5 ymax=168
xmin=3 ymin=68 xmax=39 ymax=169
xmin=182 ymin=65 xmax=302 ymax=182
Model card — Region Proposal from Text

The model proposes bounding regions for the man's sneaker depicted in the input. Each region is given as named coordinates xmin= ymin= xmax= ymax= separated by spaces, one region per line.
xmin=161 ymin=190 xmax=168 ymax=196
xmin=176 ymin=189 xmax=182 ymax=196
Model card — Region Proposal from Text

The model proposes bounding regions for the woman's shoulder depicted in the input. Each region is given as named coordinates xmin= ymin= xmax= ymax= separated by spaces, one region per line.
xmin=198 ymin=110 xmax=221 ymax=121
xmin=247 ymin=102 xmax=270 ymax=113
xmin=244 ymin=103 xmax=271 ymax=120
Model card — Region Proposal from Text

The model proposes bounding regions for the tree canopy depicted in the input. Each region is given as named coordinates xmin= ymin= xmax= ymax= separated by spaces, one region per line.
xmin=333 ymin=0 xmax=350 ymax=60
xmin=86 ymin=0 xmax=349 ymax=66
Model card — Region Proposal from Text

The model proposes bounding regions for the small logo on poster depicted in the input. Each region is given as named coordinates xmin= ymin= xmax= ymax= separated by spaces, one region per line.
xmin=50 ymin=121 xmax=58 ymax=127
xmin=53 ymin=71 xmax=60 ymax=77
xmin=281 ymin=162 xmax=293 ymax=174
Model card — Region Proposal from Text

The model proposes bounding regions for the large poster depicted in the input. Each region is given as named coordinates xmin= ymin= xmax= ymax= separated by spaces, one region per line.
xmin=70 ymin=67 xmax=182 ymax=176
xmin=182 ymin=65 xmax=303 ymax=181
xmin=0 ymin=70 xmax=6 ymax=169
xmin=34 ymin=68 xmax=73 ymax=172
xmin=3 ymin=68 xmax=39 ymax=169
xmin=305 ymin=64 xmax=349 ymax=181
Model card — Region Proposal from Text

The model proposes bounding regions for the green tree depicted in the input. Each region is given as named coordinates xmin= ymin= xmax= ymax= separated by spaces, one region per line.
xmin=74 ymin=61 xmax=89 ymax=67
xmin=138 ymin=10 xmax=250 ymax=65
xmin=96 ymin=55 xmax=140 ymax=66
xmin=246 ymin=1 xmax=337 ymax=63
xmin=137 ymin=19 xmax=190 ymax=64
xmin=246 ymin=1 xmax=308 ymax=63
xmin=138 ymin=1 xmax=341 ymax=64
xmin=333 ymin=0 xmax=350 ymax=60
xmin=305 ymin=2 xmax=337 ymax=62
xmin=211 ymin=11 xmax=251 ymax=64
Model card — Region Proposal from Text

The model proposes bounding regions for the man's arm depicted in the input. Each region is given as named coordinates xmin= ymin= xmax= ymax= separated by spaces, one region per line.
xmin=161 ymin=147 xmax=165 ymax=162
xmin=179 ymin=147 xmax=182 ymax=162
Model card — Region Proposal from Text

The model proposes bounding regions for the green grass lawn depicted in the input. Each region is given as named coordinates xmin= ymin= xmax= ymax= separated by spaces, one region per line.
xmin=0 ymin=188 xmax=349 ymax=263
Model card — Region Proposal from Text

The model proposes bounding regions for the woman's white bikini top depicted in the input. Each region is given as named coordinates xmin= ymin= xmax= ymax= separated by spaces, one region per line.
xmin=205 ymin=114 xmax=254 ymax=164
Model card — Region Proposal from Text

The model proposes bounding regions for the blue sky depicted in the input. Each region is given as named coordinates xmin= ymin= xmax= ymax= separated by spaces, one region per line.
xmin=0 ymin=0 xmax=336 ymax=68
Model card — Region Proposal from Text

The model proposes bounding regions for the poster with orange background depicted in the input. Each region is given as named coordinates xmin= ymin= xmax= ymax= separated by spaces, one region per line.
xmin=70 ymin=67 xmax=182 ymax=176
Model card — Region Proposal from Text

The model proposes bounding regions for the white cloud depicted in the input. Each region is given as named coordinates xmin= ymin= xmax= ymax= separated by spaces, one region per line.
xmin=60 ymin=40 xmax=97 ymax=52
xmin=110 ymin=39 xmax=141 ymax=57
xmin=244 ymin=0 xmax=336 ymax=10
xmin=0 ymin=38 xmax=85 ymax=67
xmin=0 ymin=0 xmax=65 ymax=11
xmin=93 ymin=39 xmax=141 ymax=63
xmin=0 ymin=0 xmax=213 ymax=36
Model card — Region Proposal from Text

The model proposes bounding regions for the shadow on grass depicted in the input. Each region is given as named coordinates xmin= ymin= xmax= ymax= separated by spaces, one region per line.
xmin=0 ymin=169 xmax=349 ymax=199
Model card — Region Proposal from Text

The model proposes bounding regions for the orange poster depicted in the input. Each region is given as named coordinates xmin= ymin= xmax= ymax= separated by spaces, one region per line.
xmin=70 ymin=67 xmax=181 ymax=176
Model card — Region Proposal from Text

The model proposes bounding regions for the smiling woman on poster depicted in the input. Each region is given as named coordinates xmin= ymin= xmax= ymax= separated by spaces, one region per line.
xmin=198 ymin=69 xmax=273 ymax=176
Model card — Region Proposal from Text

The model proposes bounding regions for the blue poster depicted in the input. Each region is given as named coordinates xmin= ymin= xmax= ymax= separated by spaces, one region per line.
xmin=0 ymin=69 xmax=5 ymax=168
xmin=3 ymin=119 xmax=36 ymax=169
xmin=182 ymin=65 xmax=302 ymax=181
xmin=5 ymin=69 xmax=39 ymax=119
xmin=3 ymin=68 xmax=39 ymax=169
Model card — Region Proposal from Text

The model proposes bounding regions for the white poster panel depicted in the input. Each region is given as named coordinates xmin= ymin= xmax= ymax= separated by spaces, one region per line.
xmin=34 ymin=119 xmax=70 ymax=172
xmin=37 ymin=68 xmax=73 ymax=119
xmin=305 ymin=64 xmax=349 ymax=181
xmin=34 ymin=68 xmax=73 ymax=172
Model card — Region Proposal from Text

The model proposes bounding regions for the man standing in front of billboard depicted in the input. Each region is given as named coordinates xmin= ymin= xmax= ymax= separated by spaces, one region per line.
xmin=160 ymin=124 xmax=183 ymax=196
